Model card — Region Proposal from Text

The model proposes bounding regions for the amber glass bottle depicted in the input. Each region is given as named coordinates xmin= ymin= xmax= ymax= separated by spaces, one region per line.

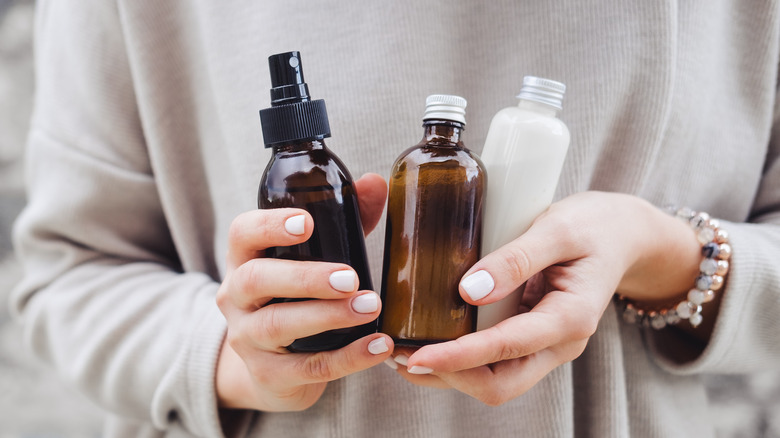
xmin=380 ymin=95 xmax=486 ymax=346
xmin=258 ymin=51 xmax=374 ymax=352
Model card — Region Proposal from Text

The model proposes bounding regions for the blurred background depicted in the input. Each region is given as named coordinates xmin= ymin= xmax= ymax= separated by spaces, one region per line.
xmin=0 ymin=0 xmax=778 ymax=436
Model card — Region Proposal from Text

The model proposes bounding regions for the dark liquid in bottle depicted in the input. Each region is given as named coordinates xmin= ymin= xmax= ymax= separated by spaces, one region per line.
xmin=380 ymin=142 xmax=484 ymax=346
xmin=259 ymin=145 xmax=375 ymax=352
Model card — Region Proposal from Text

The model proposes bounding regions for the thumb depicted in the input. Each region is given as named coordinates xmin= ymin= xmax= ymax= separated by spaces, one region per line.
xmin=353 ymin=173 xmax=388 ymax=235
xmin=459 ymin=213 xmax=573 ymax=305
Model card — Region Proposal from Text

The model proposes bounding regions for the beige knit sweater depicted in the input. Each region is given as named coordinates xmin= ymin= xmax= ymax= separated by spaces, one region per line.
xmin=12 ymin=1 xmax=780 ymax=437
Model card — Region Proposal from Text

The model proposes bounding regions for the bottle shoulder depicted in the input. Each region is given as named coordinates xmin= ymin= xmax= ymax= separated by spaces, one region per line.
xmin=486 ymin=106 xmax=570 ymax=145
xmin=492 ymin=106 xmax=568 ymax=131
xmin=262 ymin=145 xmax=353 ymax=190
xmin=391 ymin=143 xmax=485 ymax=173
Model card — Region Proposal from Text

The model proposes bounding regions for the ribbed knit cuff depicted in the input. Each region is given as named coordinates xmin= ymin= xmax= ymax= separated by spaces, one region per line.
xmin=647 ymin=221 xmax=780 ymax=374
xmin=181 ymin=283 xmax=253 ymax=437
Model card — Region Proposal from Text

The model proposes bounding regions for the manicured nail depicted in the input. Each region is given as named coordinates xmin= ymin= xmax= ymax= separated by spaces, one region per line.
xmin=352 ymin=293 xmax=379 ymax=313
xmin=408 ymin=365 xmax=433 ymax=375
xmin=393 ymin=354 xmax=409 ymax=366
xmin=284 ymin=215 xmax=306 ymax=235
xmin=460 ymin=270 xmax=495 ymax=301
xmin=329 ymin=270 xmax=357 ymax=292
xmin=383 ymin=357 xmax=398 ymax=370
xmin=368 ymin=338 xmax=389 ymax=355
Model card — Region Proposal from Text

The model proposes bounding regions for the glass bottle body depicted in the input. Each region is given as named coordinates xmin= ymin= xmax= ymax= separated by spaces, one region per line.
xmin=258 ymin=140 xmax=375 ymax=352
xmin=380 ymin=121 xmax=486 ymax=346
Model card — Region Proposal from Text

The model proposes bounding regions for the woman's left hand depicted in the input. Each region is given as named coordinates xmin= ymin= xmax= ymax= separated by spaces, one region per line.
xmin=389 ymin=191 xmax=703 ymax=405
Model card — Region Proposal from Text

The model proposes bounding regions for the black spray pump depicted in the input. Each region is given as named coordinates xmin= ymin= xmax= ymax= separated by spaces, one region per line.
xmin=257 ymin=50 xmax=376 ymax=352
xmin=259 ymin=51 xmax=331 ymax=147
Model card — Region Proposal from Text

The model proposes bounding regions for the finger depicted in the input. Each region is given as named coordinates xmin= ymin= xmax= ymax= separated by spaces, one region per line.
xmin=353 ymin=173 xmax=388 ymax=235
xmin=238 ymin=292 xmax=382 ymax=351
xmin=226 ymin=209 xmax=314 ymax=272
xmin=458 ymin=210 xmax=581 ymax=305
xmin=435 ymin=339 xmax=587 ymax=406
xmin=245 ymin=334 xmax=395 ymax=386
xmin=394 ymin=366 xmax=452 ymax=389
xmin=407 ymin=290 xmax=599 ymax=373
xmin=225 ymin=259 xmax=360 ymax=311
xmin=388 ymin=348 xmax=451 ymax=388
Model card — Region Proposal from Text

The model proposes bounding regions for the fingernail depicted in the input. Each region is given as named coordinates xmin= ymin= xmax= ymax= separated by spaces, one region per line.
xmin=461 ymin=270 xmax=495 ymax=301
xmin=329 ymin=270 xmax=357 ymax=292
xmin=284 ymin=215 xmax=306 ymax=235
xmin=408 ymin=365 xmax=433 ymax=375
xmin=352 ymin=293 xmax=379 ymax=313
xmin=368 ymin=338 xmax=389 ymax=355
xmin=383 ymin=357 xmax=398 ymax=370
xmin=393 ymin=354 xmax=409 ymax=366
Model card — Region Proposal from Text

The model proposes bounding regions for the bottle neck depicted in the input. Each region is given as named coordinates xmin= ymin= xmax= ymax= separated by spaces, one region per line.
xmin=518 ymin=99 xmax=560 ymax=117
xmin=421 ymin=120 xmax=465 ymax=146
xmin=271 ymin=138 xmax=327 ymax=154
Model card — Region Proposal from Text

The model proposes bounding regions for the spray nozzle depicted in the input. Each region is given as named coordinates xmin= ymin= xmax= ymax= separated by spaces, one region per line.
xmin=268 ymin=51 xmax=311 ymax=106
xmin=259 ymin=51 xmax=331 ymax=147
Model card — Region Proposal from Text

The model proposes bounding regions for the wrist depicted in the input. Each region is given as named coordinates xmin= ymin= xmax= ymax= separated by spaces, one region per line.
xmin=616 ymin=207 xmax=731 ymax=330
xmin=617 ymin=202 xmax=701 ymax=303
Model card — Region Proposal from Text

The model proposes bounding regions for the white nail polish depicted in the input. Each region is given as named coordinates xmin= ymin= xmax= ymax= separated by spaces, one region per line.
xmin=329 ymin=270 xmax=357 ymax=292
xmin=383 ymin=357 xmax=399 ymax=370
xmin=393 ymin=354 xmax=409 ymax=366
xmin=368 ymin=338 xmax=389 ymax=355
xmin=460 ymin=270 xmax=495 ymax=301
xmin=284 ymin=215 xmax=306 ymax=235
xmin=352 ymin=293 xmax=379 ymax=313
xmin=408 ymin=365 xmax=433 ymax=375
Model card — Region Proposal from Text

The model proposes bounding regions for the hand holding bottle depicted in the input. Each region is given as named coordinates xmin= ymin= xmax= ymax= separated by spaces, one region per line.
xmin=391 ymin=192 xmax=706 ymax=405
xmin=215 ymin=174 xmax=393 ymax=412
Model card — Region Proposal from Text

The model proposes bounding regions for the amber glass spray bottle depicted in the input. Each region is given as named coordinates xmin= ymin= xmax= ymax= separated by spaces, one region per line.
xmin=380 ymin=95 xmax=486 ymax=346
xmin=257 ymin=51 xmax=375 ymax=352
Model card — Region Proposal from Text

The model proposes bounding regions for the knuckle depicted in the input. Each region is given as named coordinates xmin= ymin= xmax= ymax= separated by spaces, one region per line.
xmin=300 ymin=354 xmax=337 ymax=381
xmin=541 ymin=209 xmax=579 ymax=246
xmin=496 ymin=341 xmax=523 ymax=363
xmin=226 ymin=330 xmax=242 ymax=352
xmin=578 ymin=314 xmax=599 ymax=339
xmin=568 ymin=339 xmax=589 ymax=360
xmin=559 ymin=300 xmax=599 ymax=340
xmin=497 ymin=245 xmax=533 ymax=284
xmin=476 ymin=384 xmax=511 ymax=407
xmin=242 ymin=260 xmax=265 ymax=291
xmin=232 ymin=260 xmax=268 ymax=306
xmin=297 ymin=266 xmax=320 ymax=296
xmin=491 ymin=326 xmax=524 ymax=362
xmin=257 ymin=304 xmax=287 ymax=343
xmin=215 ymin=284 xmax=231 ymax=310
xmin=227 ymin=212 xmax=252 ymax=245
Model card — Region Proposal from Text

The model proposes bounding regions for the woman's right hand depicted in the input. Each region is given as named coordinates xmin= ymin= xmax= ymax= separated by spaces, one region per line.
xmin=215 ymin=174 xmax=393 ymax=412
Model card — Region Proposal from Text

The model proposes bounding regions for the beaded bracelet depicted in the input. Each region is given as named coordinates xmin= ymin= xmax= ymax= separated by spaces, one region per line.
xmin=615 ymin=207 xmax=731 ymax=330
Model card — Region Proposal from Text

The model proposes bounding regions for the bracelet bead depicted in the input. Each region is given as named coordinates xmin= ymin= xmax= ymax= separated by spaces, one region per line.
xmin=616 ymin=207 xmax=731 ymax=329
xmin=717 ymin=243 xmax=732 ymax=260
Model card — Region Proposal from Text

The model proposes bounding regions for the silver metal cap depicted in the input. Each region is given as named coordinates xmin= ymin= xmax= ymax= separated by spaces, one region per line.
xmin=423 ymin=94 xmax=467 ymax=125
xmin=516 ymin=76 xmax=566 ymax=111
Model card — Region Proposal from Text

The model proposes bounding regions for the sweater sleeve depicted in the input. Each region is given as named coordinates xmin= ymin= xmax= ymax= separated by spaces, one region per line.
xmin=647 ymin=77 xmax=780 ymax=375
xmin=11 ymin=2 xmax=230 ymax=436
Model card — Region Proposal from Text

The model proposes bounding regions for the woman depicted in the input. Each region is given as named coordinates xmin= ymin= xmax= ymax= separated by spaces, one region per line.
xmin=13 ymin=1 xmax=780 ymax=436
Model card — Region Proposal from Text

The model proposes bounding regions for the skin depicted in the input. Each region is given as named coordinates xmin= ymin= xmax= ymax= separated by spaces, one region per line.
xmin=215 ymin=173 xmax=392 ymax=412
xmin=216 ymin=176 xmax=712 ymax=411
xmin=396 ymin=192 xmax=710 ymax=402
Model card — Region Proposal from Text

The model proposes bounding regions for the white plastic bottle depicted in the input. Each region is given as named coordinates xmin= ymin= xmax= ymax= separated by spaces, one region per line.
xmin=476 ymin=76 xmax=570 ymax=330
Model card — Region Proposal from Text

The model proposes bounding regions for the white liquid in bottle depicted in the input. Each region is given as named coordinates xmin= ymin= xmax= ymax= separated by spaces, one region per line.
xmin=477 ymin=77 xmax=570 ymax=331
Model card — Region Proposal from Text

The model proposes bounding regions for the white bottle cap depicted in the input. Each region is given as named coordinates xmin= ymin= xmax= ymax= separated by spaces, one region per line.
xmin=423 ymin=94 xmax=467 ymax=125
xmin=516 ymin=76 xmax=566 ymax=111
